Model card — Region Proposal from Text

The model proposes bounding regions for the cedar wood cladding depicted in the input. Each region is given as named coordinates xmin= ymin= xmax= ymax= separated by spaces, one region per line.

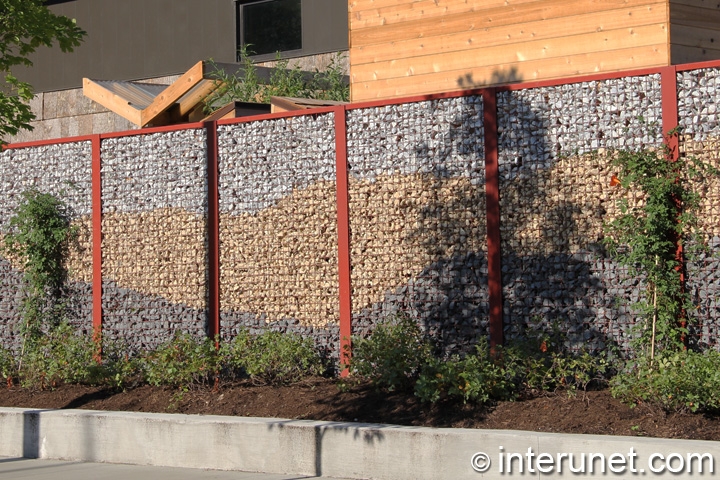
xmin=349 ymin=0 xmax=720 ymax=102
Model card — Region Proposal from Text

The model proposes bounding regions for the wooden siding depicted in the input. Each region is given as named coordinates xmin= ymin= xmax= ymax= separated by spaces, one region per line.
xmin=349 ymin=0 xmax=671 ymax=102
xmin=670 ymin=0 xmax=720 ymax=64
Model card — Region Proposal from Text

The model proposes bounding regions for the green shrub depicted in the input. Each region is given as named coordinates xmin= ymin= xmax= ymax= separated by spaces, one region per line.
xmin=222 ymin=329 xmax=322 ymax=385
xmin=348 ymin=313 xmax=433 ymax=391
xmin=139 ymin=333 xmax=219 ymax=389
xmin=415 ymin=340 xmax=511 ymax=404
xmin=611 ymin=350 xmax=720 ymax=413
xmin=19 ymin=322 xmax=105 ymax=388
xmin=0 ymin=346 xmax=17 ymax=385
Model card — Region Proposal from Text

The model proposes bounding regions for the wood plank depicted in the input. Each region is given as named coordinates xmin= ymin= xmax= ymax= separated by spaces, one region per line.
xmin=351 ymin=0 xmax=665 ymax=47
xmin=82 ymin=78 xmax=143 ymax=126
xmin=350 ymin=0 xmax=541 ymax=30
xmin=671 ymin=24 xmax=720 ymax=50
xmin=351 ymin=3 xmax=668 ymax=65
xmin=351 ymin=24 xmax=667 ymax=83
xmin=177 ymin=79 xmax=222 ymax=117
xmin=671 ymin=43 xmax=720 ymax=64
xmin=351 ymin=45 xmax=668 ymax=101
xmin=140 ymin=61 xmax=205 ymax=127
xmin=670 ymin=3 xmax=720 ymax=30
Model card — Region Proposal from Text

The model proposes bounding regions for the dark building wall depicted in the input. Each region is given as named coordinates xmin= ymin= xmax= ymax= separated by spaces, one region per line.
xmin=17 ymin=0 xmax=348 ymax=93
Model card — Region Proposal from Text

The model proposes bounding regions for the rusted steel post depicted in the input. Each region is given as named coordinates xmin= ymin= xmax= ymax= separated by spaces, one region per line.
xmin=483 ymin=88 xmax=504 ymax=353
xmin=92 ymin=134 xmax=103 ymax=357
xmin=205 ymin=121 xmax=221 ymax=343
xmin=661 ymin=66 xmax=687 ymax=344
xmin=334 ymin=106 xmax=353 ymax=376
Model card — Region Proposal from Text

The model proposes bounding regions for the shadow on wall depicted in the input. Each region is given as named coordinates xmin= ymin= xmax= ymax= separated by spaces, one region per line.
xmin=397 ymin=69 xmax=628 ymax=354
xmin=456 ymin=67 xmax=523 ymax=90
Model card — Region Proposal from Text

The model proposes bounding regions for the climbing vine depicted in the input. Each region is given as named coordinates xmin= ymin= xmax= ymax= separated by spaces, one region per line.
xmin=3 ymin=189 xmax=77 ymax=359
xmin=603 ymin=138 xmax=713 ymax=358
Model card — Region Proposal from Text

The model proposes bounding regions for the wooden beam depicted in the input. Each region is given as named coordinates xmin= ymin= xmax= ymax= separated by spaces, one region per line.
xmin=140 ymin=61 xmax=205 ymax=127
xmin=176 ymin=79 xmax=222 ymax=118
xmin=82 ymin=78 xmax=143 ymax=126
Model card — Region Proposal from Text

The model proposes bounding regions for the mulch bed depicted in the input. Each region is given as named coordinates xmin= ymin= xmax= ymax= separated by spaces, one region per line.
xmin=1 ymin=379 xmax=719 ymax=441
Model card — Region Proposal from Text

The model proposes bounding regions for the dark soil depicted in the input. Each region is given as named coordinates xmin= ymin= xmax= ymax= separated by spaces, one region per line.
xmin=1 ymin=379 xmax=719 ymax=441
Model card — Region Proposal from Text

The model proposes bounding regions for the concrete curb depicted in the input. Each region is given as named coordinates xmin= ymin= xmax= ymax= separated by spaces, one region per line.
xmin=0 ymin=407 xmax=717 ymax=479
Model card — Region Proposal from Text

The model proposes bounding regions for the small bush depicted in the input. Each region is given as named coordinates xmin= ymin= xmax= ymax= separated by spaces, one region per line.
xmin=415 ymin=341 xmax=511 ymax=404
xmin=0 ymin=346 xmax=17 ymax=385
xmin=139 ymin=333 xmax=219 ymax=389
xmin=611 ymin=350 xmax=720 ymax=413
xmin=348 ymin=313 xmax=432 ymax=391
xmin=19 ymin=322 xmax=104 ymax=389
xmin=498 ymin=322 xmax=614 ymax=395
xmin=222 ymin=329 xmax=322 ymax=385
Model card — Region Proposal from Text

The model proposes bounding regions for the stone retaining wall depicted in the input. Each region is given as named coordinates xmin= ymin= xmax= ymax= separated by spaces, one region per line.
xmin=1 ymin=66 xmax=720 ymax=359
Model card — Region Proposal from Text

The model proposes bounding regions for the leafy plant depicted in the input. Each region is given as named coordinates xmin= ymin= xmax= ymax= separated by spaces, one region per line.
xmin=500 ymin=324 xmax=615 ymax=395
xmin=611 ymin=350 xmax=720 ymax=413
xmin=204 ymin=47 xmax=348 ymax=112
xmin=0 ymin=346 xmax=17 ymax=386
xmin=415 ymin=340 xmax=511 ymax=404
xmin=347 ymin=313 xmax=433 ymax=391
xmin=19 ymin=322 xmax=104 ymax=389
xmin=3 ymin=189 xmax=78 ymax=364
xmin=0 ymin=0 xmax=85 ymax=139
xmin=139 ymin=333 xmax=220 ymax=389
xmin=603 ymin=141 xmax=714 ymax=358
xmin=222 ymin=329 xmax=323 ymax=386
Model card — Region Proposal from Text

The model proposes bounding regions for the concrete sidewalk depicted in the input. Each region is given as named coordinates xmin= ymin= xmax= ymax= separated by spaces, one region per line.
xmin=0 ymin=457 xmax=349 ymax=479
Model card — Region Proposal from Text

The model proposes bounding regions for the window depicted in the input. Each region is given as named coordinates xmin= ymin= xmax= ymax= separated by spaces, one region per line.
xmin=236 ymin=0 xmax=302 ymax=58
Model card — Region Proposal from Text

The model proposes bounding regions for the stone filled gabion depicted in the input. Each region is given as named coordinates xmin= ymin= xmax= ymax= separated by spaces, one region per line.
xmin=678 ymin=68 xmax=720 ymax=143
xmin=0 ymin=141 xmax=93 ymax=348
xmin=346 ymin=97 xmax=489 ymax=354
xmin=218 ymin=114 xmax=336 ymax=213
xmin=101 ymin=129 xmax=208 ymax=214
xmin=678 ymin=67 xmax=720 ymax=349
xmin=217 ymin=113 xmax=339 ymax=349
xmin=100 ymin=130 xmax=209 ymax=349
xmin=0 ymin=141 xmax=92 ymax=224
xmin=497 ymin=75 xmax=664 ymax=352
xmin=3 ymin=68 xmax=720 ymax=358
xmin=498 ymin=74 xmax=663 ymax=182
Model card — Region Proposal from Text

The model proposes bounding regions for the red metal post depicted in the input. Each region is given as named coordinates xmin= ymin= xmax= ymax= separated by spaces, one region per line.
xmin=205 ymin=121 xmax=221 ymax=343
xmin=662 ymin=66 xmax=680 ymax=161
xmin=661 ymin=66 xmax=687 ymax=342
xmin=483 ymin=88 xmax=504 ymax=353
xmin=91 ymin=135 xmax=103 ymax=357
xmin=334 ymin=106 xmax=353 ymax=376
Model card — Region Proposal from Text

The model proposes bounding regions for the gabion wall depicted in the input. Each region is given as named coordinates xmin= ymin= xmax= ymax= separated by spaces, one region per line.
xmin=346 ymin=97 xmax=488 ymax=353
xmin=0 ymin=141 xmax=93 ymax=350
xmin=2 ymin=66 xmax=720 ymax=360
xmin=217 ymin=114 xmax=340 ymax=360
xmin=100 ymin=129 xmax=208 ymax=352
xmin=678 ymin=67 xmax=720 ymax=349
xmin=497 ymin=75 xmax=664 ymax=352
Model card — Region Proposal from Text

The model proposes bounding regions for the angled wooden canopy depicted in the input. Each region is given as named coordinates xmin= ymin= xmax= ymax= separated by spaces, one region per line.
xmin=83 ymin=61 xmax=221 ymax=127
